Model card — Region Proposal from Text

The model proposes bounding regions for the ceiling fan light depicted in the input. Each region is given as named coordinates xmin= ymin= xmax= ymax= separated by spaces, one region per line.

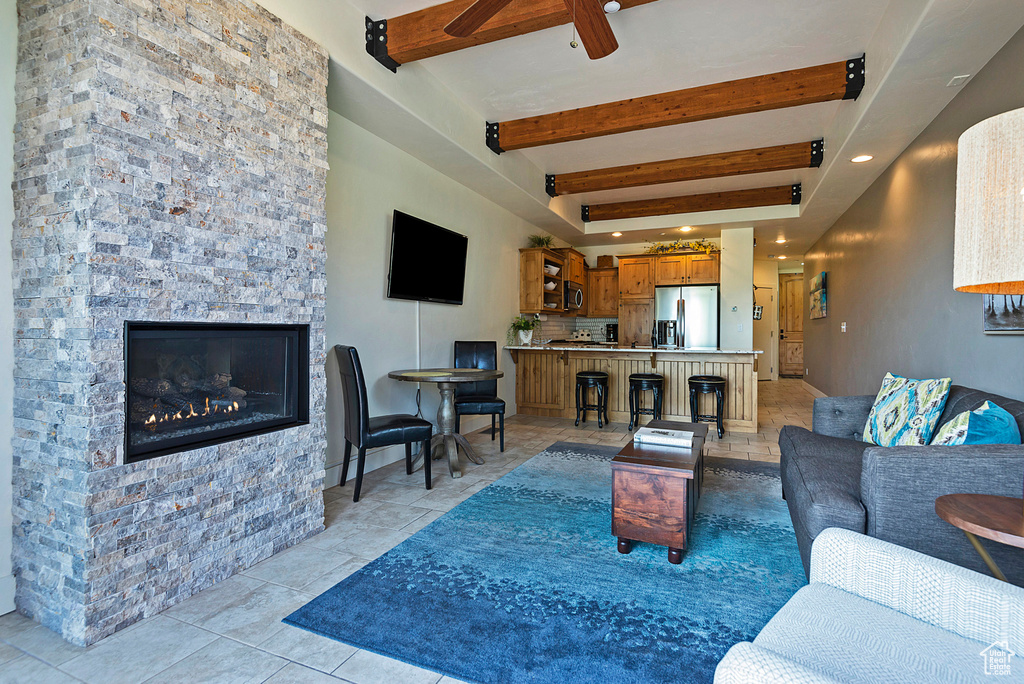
xmin=604 ymin=1 xmax=621 ymax=12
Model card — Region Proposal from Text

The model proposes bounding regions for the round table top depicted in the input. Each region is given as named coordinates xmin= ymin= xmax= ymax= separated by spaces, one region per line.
xmin=935 ymin=493 xmax=1024 ymax=549
xmin=388 ymin=368 xmax=504 ymax=383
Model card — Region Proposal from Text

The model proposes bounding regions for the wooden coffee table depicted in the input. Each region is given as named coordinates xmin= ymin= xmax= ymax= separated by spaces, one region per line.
xmin=935 ymin=493 xmax=1024 ymax=582
xmin=612 ymin=421 xmax=708 ymax=564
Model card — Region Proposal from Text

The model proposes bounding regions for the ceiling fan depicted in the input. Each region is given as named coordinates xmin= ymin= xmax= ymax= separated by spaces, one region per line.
xmin=444 ymin=0 xmax=619 ymax=60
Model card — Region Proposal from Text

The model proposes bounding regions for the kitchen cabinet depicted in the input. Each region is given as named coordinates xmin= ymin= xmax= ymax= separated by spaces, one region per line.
xmin=654 ymin=253 xmax=721 ymax=285
xmin=655 ymin=256 xmax=687 ymax=285
xmin=588 ymin=267 xmax=619 ymax=317
xmin=618 ymin=257 xmax=655 ymax=299
xmin=618 ymin=298 xmax=654 ymax=347
xmin=519 ymin=248 xmax=564 ymax=314
xmin=556 ymin=248 xmax=586 ymax=285
xmin=688 ymin=253 xmax=720 ymax=284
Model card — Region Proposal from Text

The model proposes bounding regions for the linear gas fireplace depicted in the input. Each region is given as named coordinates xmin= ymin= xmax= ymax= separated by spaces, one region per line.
xmin=125 ymin=322 xmax=310 ymax=462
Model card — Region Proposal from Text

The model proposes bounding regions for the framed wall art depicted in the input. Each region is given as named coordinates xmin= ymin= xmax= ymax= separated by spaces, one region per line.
xmin=809 ymin=272 xmax=827 ymax=320
xmin=983 ymin=294 xmax=1024 ymax=334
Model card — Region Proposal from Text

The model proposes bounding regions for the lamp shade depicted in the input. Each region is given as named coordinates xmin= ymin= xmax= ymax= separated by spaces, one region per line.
xmin=954 ymin=106 xmax=1024 ymax=294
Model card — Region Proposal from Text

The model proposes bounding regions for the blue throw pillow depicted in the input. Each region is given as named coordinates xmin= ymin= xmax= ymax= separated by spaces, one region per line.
xmin=931 ymin=401 xmax=1023 ymax=446
xmin=863 ymin=372 xmax=952 ymax=447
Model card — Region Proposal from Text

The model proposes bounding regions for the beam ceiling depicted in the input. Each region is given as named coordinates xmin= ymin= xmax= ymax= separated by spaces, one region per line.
xmin=366 ymin=0 xmax=658 ymax=69
xmin=488 ymin=58 xmax=863 ymax=153
xmin=547 ymin=140 xmax=823 ymax=196
xmin=583 ymin=184 xmax=801 ymax=222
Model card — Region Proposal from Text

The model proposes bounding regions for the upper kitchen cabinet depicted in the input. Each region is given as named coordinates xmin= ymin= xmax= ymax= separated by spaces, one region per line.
xmin=655 ymin=255 xmax=687 ymax=286
xmin=587 ymin=267 xmax=618 ymax=317
xmin=555 ymin=248 xmax=586 ymax=285
xmin=618 ymin=257 xmax=655 ymax=299
xmin=688 ymin=253 xmax=720 ymax=284
xmin=654 ymin=253 xmax=721 ymax=285
xmin=520 ymin=248 xmax=564 ymax=314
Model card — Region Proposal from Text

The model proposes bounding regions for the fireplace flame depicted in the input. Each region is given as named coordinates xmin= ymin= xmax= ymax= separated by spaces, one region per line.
xmin=140 ymin=394 xmax=244 ymax=430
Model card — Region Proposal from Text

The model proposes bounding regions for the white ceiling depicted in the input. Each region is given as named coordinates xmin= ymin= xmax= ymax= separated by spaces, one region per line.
xmin=347 ymin=0 xmax=1024 ymax=257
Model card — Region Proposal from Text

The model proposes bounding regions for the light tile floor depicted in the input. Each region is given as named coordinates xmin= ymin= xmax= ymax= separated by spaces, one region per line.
xmin=0 ymin=379 xmax=815 ymax=684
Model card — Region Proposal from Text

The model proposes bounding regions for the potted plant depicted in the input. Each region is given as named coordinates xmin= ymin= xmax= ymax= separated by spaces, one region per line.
xmin=527 ymin=234 xmax=555 ymax=248
xmin=507 ymin=315 xmax=540 ymax=346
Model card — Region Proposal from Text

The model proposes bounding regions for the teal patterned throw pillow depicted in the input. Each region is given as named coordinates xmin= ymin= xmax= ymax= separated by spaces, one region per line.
xmin=931 ymin=401 xmax=1022 ymax=446
xmin=862 ymin=373 xmax=952 ymax=447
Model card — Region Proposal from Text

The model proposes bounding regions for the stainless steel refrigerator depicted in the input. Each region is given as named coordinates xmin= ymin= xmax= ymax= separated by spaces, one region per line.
xmin=654 ymin=285 xmax=720 ymax=348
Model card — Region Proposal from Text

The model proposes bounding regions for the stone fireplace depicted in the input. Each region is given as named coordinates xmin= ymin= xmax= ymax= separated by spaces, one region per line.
xmin=125 ymin=323 xmax=310 ymax=462
xmin=11 ymin=0 xmax=329 ymax=645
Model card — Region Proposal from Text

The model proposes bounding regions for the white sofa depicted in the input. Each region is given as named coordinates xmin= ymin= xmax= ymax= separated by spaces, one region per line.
xmin=714 ymin=527 xmax=1024 ymax=683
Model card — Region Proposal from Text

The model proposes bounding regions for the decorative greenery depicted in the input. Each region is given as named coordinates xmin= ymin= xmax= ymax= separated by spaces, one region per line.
xmin=643 ymin=238 xmax=716 ymax=255
xmin=527 ymin=234 xmax=555 ymax=248
xmin=507 ymin=315 xmax=540 ymax=344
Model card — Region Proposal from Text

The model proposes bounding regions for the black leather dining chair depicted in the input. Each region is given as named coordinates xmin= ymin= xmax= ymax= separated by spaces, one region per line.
xmin=334 ymin=345 xmax=433 ymax=502
xmin=453 ymin=341 xmax=505 ymax=452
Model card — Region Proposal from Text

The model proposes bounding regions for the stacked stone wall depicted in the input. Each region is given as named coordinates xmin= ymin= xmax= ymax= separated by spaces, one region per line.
xmin=11 ymin=0 xmax=328 ymax=645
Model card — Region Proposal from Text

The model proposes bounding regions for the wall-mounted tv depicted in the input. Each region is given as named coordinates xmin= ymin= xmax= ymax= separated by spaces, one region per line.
xmin=387 ymin=210 xmax=469 ymax=305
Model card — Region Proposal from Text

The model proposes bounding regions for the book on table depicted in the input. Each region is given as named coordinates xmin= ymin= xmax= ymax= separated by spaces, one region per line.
xmin=633 ymin=426 xmax=694 ymax=449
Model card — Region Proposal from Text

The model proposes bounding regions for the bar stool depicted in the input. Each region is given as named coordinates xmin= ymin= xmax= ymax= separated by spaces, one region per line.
xmin=575 ymin=371 xmax=610 ymax=428
xmin=628 ymin=373 xmax=664 ymax=431
xmin=688 ymin=375 xmax=726 ymax=438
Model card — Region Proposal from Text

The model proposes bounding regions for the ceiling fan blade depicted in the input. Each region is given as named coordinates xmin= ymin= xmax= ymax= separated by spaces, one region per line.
xmin=563 ymin=0 xmax=618 ymax=59
xmin=444 ymin=0 xmax=516 ymax=37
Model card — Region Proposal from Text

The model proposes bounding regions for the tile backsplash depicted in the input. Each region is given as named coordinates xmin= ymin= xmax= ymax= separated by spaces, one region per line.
xmin=531 ymin=315 xmax=620 ymax=343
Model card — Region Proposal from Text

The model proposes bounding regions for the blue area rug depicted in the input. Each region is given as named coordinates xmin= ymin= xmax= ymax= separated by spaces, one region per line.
xmin=285 ymin=442 xmax=806 ymax=683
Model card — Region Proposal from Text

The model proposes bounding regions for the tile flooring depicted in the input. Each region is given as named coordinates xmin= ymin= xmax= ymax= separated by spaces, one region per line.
xmin=0 ymin=379 xmax=814 ymax=684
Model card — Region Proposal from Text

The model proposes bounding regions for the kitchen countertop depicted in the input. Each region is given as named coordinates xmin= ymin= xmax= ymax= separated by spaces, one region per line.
xmin=505 ymin=344 xmax=762 ymax=354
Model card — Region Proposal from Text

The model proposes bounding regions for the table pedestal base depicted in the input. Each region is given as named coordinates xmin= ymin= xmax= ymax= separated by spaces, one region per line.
xmin=407 ymin=382 xmax=485 ymax=479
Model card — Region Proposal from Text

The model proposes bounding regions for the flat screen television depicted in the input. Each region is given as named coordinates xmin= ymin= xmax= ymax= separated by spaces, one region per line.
xmin=387 ymin=210 xmax=468 ymax=305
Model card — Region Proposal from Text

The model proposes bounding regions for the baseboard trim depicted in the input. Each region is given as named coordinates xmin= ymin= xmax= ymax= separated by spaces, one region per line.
xmin=802 ymin=380 xmax=827 ymax=398
xmin=0 ymin=573 xmax=15 ymax=615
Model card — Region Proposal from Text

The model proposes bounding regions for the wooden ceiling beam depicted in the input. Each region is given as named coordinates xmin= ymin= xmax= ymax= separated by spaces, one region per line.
xmin=582 ymin=184 xmax=801 ymax=222
xmin=366 ymin=0 xmax=659 ymax=70
xmin=488 ymin=57 xmax=864 ymax=152
xmin=546 ymin=140 xmax=823 ymax=196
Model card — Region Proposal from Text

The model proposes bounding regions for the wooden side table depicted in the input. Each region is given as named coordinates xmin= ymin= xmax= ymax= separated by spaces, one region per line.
xmin=935 ymin=494 xmax=1024 ymax=582
xmin=612 ymin=421 xmax=708 ymax=564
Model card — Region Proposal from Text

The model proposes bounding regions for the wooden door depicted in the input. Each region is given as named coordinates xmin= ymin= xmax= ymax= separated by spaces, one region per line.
xmin=779 ymin=273 xmax=804 ymax=376
xmin=618 ymin=298 xmax=654 ymax=347
xmin=688 ymin=254 xmax=720 ymax=284
xmin=588 ymin=268 xmax=619 ymax=317
xmin=655 ymin=256 xmax=686 ymax=285
xmin=618 ymin=257 xmax=655 ymax=298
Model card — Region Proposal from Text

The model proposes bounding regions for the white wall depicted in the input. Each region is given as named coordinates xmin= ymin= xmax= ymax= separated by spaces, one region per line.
xmin=324 ymin=111 xmax=539 ymax=483
xmin=719 ymin=227 xmax=754 ymax=351
xmin=0 ymin=0 xmax=15 ymax=614
xmin=752 ymin=260 xmax=779 ymax=381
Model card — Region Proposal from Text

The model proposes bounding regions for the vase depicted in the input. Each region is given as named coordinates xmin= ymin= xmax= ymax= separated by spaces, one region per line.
xmin=518 ymin=330 xmax=533 ymax=346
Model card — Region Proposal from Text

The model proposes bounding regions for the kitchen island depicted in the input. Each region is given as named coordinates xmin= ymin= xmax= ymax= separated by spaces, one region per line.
xmin=505 ymin=345 xmax=761 ymax=433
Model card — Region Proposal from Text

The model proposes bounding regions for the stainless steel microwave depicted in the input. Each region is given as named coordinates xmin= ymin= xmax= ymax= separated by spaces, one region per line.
xmin=565 ymin=282 xmax=583 ymax=310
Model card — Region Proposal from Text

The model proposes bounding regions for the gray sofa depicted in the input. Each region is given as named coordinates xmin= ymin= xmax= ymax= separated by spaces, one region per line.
xmin=779 ymin=385 xmax=1024 ymax=585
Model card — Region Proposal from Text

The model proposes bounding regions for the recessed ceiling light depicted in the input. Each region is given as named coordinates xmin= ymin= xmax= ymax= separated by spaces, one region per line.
xmin=775 ymin=238 xmax=787 ymax=244
xmin=777 ymin=255 xmax=787 ymax=260
xmin=604 ymin=1 xmax=621 ymax=12
xmin=851 ymin=155 xmax=873 ymax=163
xmin=679 ymin=226 xmax=693 ymax=232
xmin=611 ymin=232 xmax=623 ymax=237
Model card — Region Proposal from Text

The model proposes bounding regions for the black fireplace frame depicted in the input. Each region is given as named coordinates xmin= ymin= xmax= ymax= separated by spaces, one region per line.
xmin=124 ymin=322 xmax=310 ymax=463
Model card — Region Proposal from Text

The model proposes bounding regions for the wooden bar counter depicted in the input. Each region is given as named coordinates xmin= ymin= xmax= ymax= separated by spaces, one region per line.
xmin=505 ymin=345 xmax=761 ymax=433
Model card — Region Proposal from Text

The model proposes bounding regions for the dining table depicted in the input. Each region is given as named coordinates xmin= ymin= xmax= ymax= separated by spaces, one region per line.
xmin=388 ymin=367 xmax=504 ymax=478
